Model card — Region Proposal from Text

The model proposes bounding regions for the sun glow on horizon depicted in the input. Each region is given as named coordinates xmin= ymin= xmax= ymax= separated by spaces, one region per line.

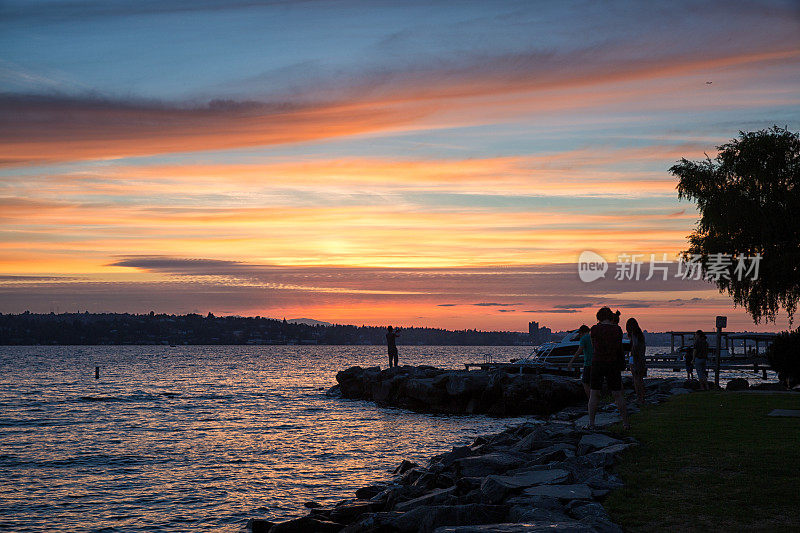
xmin=1 ymin=1 xmax=798 ymax=330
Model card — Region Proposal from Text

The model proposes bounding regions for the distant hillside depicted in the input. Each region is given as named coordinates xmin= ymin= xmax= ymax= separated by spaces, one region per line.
xmin=287 ymin=318 xmax=333 ymax=326
xmin=0 ymin=312 xmax=553 ymax=346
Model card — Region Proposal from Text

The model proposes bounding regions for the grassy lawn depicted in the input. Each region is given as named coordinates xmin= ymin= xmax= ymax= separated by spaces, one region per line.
xmin=605 ymin=392 xmax=800 ymax=532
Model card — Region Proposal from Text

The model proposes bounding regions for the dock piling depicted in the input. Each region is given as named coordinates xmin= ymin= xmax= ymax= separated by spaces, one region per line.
xmin=95 ymin=366 xmax=99 ymax=379
xmin=715 ymin=316 xmax=727 ymax=388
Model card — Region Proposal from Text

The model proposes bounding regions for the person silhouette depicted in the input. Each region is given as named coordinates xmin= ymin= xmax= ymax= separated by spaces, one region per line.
xmin=386 ymin=326 xmax=399 ymax=368
xmin=587 ymin=307 xmax=630 ymax=430
xmin=626 ymin=317 xmax=647 ymax=404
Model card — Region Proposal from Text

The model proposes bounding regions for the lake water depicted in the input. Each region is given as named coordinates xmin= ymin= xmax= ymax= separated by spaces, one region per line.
xmin=0 ymin=345 xmax=775 ymax=532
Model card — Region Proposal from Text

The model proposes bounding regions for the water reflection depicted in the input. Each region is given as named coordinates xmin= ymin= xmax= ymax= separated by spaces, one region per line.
xmin=0 ymin=345 xmax=533 ymax=532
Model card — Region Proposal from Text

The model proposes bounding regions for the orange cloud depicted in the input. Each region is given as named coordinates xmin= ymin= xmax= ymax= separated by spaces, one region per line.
xmin=2 ymin=45 xmax=797 ymax=166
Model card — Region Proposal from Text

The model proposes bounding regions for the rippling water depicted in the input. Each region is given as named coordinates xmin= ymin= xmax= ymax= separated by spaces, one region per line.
xmin=0 ymin=344 xmax=775 ymax=532
xmin=0 ymin=345 xmax=538 ymax=532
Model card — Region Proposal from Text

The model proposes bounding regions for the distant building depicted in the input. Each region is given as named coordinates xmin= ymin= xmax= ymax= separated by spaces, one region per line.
xmin=528 ymin=321 xmax=553 ymax=343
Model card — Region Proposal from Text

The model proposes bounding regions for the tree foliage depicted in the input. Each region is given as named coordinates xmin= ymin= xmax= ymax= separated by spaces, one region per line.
xmin=766 ymin=328 xmax=800 ymax=388
xmin=669 ymin=126 xmax=800 ymax=323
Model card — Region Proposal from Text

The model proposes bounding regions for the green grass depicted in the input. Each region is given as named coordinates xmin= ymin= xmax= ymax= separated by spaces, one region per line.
xmin=605 ymin=392 xmax=800 ymax=532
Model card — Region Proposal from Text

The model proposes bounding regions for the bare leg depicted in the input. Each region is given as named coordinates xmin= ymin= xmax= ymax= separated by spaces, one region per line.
xmin=588 ymin=389 xmax=600 ymax=428
xmin=633 ymin=374 xmax=645 ymax=404
xmin=582 ymin=383 xmax=591 ymax=399
xmin=612 ymin=390 xmax=630 ymax=429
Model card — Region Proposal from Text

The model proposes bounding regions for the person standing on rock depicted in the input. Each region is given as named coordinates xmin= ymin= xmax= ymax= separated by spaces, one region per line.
xmin=588 ymin=307 xmax=630 ymax=430
xmin=567 ymin=324 xmax=592 ymax=398
xmin=386 ymin=326 xmax=399 ymax=368
xmin=693 ymin=330 xmax=710 ymax=391
xmin=626 ymin=317 xmax=647 ymax=405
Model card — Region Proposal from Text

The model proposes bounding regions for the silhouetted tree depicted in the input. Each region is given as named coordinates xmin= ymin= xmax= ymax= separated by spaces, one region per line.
xmin=670 ymin=126 xmax=800 ymax=323
xmin=766 ymin=328 xmax=800 ymax=388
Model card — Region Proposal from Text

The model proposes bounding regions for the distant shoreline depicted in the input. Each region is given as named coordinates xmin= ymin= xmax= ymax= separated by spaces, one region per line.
xmin=0 ymin=311 xmax=769 ymax=346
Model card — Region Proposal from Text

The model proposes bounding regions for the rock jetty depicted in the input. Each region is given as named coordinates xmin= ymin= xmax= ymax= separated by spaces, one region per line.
xmin=248 ymin=373 xmax=701 ymax=533
xmin=330 ymin=365 xmax=586 ymax=416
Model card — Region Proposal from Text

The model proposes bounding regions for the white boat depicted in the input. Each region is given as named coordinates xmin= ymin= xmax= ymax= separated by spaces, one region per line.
xmin=514 ymin=329 xmax=632 ymax=367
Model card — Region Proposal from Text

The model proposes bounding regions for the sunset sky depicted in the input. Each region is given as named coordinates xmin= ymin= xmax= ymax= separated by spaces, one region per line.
xmin=1 ymin=0 xmax=799 ymax=331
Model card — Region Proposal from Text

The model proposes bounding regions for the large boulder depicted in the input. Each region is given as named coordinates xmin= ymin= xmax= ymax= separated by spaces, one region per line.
xmin=395 ymin=504 xmax=508 ymax=533
xmin=726 ymin=378 xmax=750 ymax=391
xmin=336 ymin=366 xmax=381 ymax=399
xmin=453 ymin=453 xmax=526 ymax=478
xmin=246 ymin=518 xmax=273 ymax=533
xmin=480 ymin=469 xmax=570 ymax=503
xmin=334 ymin=366 xmax=586 ymax=415
xmin=522 ymin=484 xmax=592 ymax=501
xmin=371 ymin=375 xmax=406 ymax=402
xmin=682 ymin=379 xmax=702 ymax=390
xmin=750 ymin=382 xmax=787 ymax=391
xmin=355 ymin=485 xmax=386 ymax=501
xmin=340 ymin=512 xmax=404 ymax=533
xmin=394 ymin=487 xmax=457 ymax=512
xmin=507 ymin=506 xmax=574 ymax=524
xmin=330 ymin=500 xmax=377 ymax=524
xmin=535 ymin=375 xmax=587 ymax=412
xmin=573 ymin=413 xmax=621 ymax=429
xmin=510 ymin=427 xmax=550 ymax=453
xmin=269 ymin=516 xmax=344 ymax=532
xmin=432 ymin=524 xmax=595 ymax=533
xmin=587 ymin=443 xmax=636 ymax=466
xmin=446 ymin=372 xmax=491 ymax=397
xmin=577 ymin=434 xmax=623 ymax=456
xmin=568 ymin=501 xmax=623 ymax=533
xmin=498 ymin=374 xmax=583 ymax=416
xmin=431 ymin=446 xmax=474 ymax=467
xmin=402 ymin=378 xmax=449 ymax=408
xmin=519 ymin=443 xmax=576 ymax=466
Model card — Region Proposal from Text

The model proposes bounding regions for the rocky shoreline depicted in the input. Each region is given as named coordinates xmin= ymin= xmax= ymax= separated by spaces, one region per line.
xmin=245 ymin=369 xmax=761 ymax=533
xmin=329 ymin=365 xmax=586 ymax=416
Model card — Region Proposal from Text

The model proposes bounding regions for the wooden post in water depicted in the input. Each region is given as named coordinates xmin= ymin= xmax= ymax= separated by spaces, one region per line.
xmin=95 ymin=366 xmax=100 ymax=379
xmin=715 ymin=316 xmax=726 ymax=388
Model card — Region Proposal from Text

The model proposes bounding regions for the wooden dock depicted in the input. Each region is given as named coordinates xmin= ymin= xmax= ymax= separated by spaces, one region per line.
xmin=464 ymin=331 xmax=776 ymax=378
xmin=464 ymin=356 xmax=772 ymax=378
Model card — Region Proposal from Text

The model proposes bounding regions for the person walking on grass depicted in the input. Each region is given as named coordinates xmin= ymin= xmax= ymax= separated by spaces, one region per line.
xmin=587 ymin=307 xmax=630 ymax=430
xmin=567 ymin=325 xmax=592 ymax=399
xmin=626 ymin=317 xmax=647 ymax=404
xmin=386 ymin=326 xmax=399 ymax=368
xmin=693 ymin=330 xmax=710 ymax=390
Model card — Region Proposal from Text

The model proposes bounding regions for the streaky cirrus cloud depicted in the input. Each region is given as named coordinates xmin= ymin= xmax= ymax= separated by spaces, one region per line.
xmin=0 ymin=255 xmax=786 ymax=330
xmin=3 ymin=36 xmax=798 ymax=166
